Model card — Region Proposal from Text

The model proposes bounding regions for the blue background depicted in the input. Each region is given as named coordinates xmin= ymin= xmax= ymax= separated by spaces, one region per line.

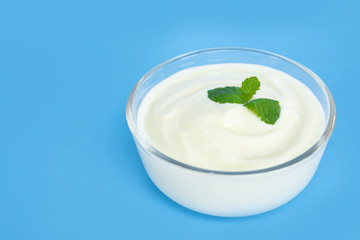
xmin=0 ymin=0 xmax=359 ymax=239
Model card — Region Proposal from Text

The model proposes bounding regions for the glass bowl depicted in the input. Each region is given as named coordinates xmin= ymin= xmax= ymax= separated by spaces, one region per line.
xmin=126 ymin=48 xmax=336 ymax=217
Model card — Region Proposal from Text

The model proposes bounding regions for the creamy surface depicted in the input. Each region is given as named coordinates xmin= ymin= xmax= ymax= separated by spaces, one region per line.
xmin=137 ymin=64 xmax=325 ymax=171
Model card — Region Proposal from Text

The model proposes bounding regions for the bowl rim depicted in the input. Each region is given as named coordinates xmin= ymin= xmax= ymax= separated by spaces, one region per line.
xmin=126 ymin=47 xmax=336 ymax=175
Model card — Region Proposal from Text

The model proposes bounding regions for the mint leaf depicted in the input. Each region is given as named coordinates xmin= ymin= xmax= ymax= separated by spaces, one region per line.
xmin=208 ymin=86 xmax=246 ymax=104
xmin=240 ymin=76 xmax=260 ymax=102
xmin=207 ymin=76 xmax=281 ymax=125
xmin=244 ymin=98 xmax=281 ymax=125
xmin=207 ymin=76 xmax=260 ymax=104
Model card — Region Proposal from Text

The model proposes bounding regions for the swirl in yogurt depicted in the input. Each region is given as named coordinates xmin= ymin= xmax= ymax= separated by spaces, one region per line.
xmin=137 ymin=64 xmax=325 ymax=171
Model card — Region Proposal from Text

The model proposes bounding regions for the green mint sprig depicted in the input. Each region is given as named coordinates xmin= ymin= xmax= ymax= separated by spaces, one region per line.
xmin=207 ymin=76 xmax=281 ymax=124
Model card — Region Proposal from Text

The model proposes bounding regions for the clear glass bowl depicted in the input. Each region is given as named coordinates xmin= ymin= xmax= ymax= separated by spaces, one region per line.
xmin=126 ymin=48 xmax=336 ymax=217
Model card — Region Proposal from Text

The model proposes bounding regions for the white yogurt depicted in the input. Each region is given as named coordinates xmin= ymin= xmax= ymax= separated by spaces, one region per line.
xmin=137 ymin=63 xmax=325 ymax=171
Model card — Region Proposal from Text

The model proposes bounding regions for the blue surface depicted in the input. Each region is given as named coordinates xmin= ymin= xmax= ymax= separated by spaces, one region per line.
xmin=0 ymin=0 xmax=359 ymax=239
